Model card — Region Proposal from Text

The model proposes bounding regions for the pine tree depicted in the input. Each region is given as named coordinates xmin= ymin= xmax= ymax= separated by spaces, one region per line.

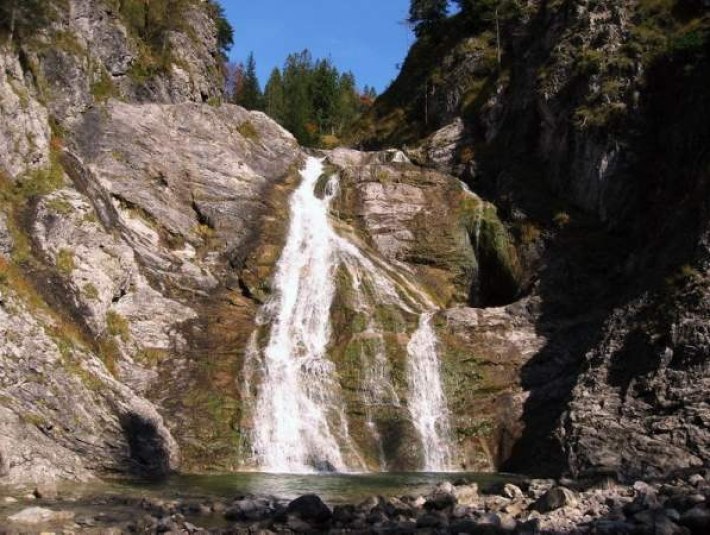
xmin=264 ymin=68 xmax=286 ymax=122
xmin=282 ymin=50 xmax=316 ymax=145
xmin=311 ymin=59 xmax=340 ymax=135
xmin=408 ymin=0 xmax=449 ymax=36
xmin=233 ymin=53 xmax=264 ymax=111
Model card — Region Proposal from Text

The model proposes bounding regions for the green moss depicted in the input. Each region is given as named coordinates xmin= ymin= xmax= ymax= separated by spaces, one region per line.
xmin=20 ymin=412 xmax=48 ymax=428
xmin=53 ymin=30 xmax=85 ymax=55
xmin=82 ymin=283 xmax=99 ymax=300
xmin=12 ymin=151 xmax=65 ymax=200
xmin=97 ymin=336 xmax=121 ymax=376
xmin=56 ymin=248 xmax=75 ymax=275
xmin=553 ymin=211 xmax=571 ymax=228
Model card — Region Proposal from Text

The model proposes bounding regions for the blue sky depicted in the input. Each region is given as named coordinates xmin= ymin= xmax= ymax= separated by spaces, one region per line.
xmin=222 ymin=0 xmax=414 ymax=93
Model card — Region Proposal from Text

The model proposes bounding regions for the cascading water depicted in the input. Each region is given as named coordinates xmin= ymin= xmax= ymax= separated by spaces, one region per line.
xmin=406 ymin=313 xmax=454 ymax=471
xmin=245 ymin=156 xmax=455 ymax=473
xmin=247 ymin=157 xmax=360 ymax=473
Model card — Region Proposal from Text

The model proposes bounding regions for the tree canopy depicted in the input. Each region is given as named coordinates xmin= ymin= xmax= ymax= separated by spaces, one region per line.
xmin=233 ymin=50 xmax=375 ymax=147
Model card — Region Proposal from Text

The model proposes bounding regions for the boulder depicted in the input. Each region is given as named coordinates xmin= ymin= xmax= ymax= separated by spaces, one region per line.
xmin=454 ymin=483 xmax=480 ymax=505
xmin=502 ymin=483 xmax=524 ymax=500
xmin=286 ymin=494 xmax=332 ymax=524
xmin=532 ymin=486 xmax=577 ymax=512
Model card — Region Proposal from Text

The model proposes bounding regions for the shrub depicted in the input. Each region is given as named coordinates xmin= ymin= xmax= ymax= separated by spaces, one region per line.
xmin=237 ymin=121 xmax=260 ymax=142
xmin=91 ymin=68 xmax=118 ymax=102
xmin=56 ymin=248 xmax=75 ymax=275
xmin=106 ymin=310 xmax=130 ymax=342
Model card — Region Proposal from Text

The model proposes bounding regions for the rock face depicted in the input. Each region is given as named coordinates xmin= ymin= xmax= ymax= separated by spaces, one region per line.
xmin=0 ymin=0 xmax=303 ymax=484
xmin=354 ymin=0 xmax=710 ymax=480
xmin=1 ymin=0 xmax=707 ymax=487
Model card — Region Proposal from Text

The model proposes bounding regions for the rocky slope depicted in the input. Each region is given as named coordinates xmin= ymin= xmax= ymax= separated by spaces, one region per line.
xmin=353 ymin=0 xmax=710 ymax=480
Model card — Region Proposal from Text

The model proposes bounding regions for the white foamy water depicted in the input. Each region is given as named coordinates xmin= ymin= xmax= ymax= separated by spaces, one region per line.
xmin=246 ymin=156 xmax=455 ymax=473
xmin=248 ymin=157 xmax=359 ymax=473
xmin=406 ymin=312 xmax=454 ymax=471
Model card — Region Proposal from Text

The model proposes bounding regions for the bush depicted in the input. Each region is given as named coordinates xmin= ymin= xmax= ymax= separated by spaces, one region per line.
xmin=237 ymin=121 xmax=260 ymax=141
xmin=56 ymin=248 xmax=75 ymax=275
xmin=106 ymin=310 xmax=130 ymax=342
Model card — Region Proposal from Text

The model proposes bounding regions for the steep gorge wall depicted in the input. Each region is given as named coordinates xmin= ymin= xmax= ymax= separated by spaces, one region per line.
xmin=354 ymin=0 xmax=710 ymax=479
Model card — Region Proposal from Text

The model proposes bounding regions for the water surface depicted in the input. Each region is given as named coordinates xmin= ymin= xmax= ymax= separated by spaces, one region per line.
xmin=116 ymin=471 xmax=518 ymax=504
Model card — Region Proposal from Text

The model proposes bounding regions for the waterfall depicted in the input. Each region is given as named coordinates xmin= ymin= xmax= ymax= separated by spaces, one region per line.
xmin=406 ymin=313 xmax=454 ymax=471
xmin=245 ymin=156 xmax=455 ymax=473
xmin=248 ymin=157 xmax=359 ymax=473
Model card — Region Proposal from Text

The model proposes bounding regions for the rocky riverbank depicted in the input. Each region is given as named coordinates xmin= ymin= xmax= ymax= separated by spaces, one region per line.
xmin=2 ymin=472 xmax=709 ymax=534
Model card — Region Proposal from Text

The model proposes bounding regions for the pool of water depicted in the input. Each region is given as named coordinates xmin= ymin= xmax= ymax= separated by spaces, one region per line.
xmin=113 ymin=471 xmax=519 ymax=504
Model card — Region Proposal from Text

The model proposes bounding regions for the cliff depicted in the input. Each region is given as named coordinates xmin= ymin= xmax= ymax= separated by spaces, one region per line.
xmin=0 ymin=0 xmax=305 ymax=483
xmin=353 ymin=0 xmax=710 ymax=479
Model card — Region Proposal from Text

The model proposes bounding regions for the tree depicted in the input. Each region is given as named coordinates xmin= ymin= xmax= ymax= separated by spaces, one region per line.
xmin=258 ymin=49 xmax=369 ymax=147
xmin=233 ymin=53 xmax=264 ymax=110
xmin=282 ymin=50 xmax=316 ymax=144
xmin=408 ymin=0 xmax=448 ymax=36
xmin=0 ymin=0 xmax=54 ymax=45
xmin=311 ymin=59 xmax=340 ymax=134
xmin=205 ymin=0 xmax=234 ymax=58
xmin=264 ymin=68 xmax=286 ymax=122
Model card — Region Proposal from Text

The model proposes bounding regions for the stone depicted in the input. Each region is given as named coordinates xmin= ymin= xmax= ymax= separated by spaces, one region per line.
xmin=688 ymin=474 xmax=705 ymax=487
xmin=425 ymin=489 xmax=457 ymax=510
xmin=8 ymin=507 xmax=74 ymax=524
xmin=532 ymin=486 xmax=577 ymax=512
xmin=34 ymin=482 xmax=59 ymax=500
xmin=286 ymin=494 xmax=332 ymax=524
xmin=454 ymin=483 xmax=479 ymax=506
xmin=502 ymin=483 xmax=524 ymax=500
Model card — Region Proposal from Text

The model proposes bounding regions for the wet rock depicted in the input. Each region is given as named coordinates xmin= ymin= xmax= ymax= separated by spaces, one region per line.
xmin=8 ymin=506 xmax=74 ymax=524
xmin=286 ymin=494 xmax=332 ymax=524
xmin=532 ymin=486 xmax=577 ymax=512
xmin=688 ymin=474 xmax=705 ymax=487
xmin=385 ymin=496 xmax=413 ymax=516
xmin=156 ymin=516 xmax=179 ymax=533
xmin=332 ymin=504 xmax=357 ymax=524
xmin=286 ymin=515 xmax=314 ymax=532
xmin=425 ymin=482 xmax=458 ymax=510
xmin=367 ymin=509 xmax=389 ymax=524
xmin=225 ymin=497 xmax=273 ymax=521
